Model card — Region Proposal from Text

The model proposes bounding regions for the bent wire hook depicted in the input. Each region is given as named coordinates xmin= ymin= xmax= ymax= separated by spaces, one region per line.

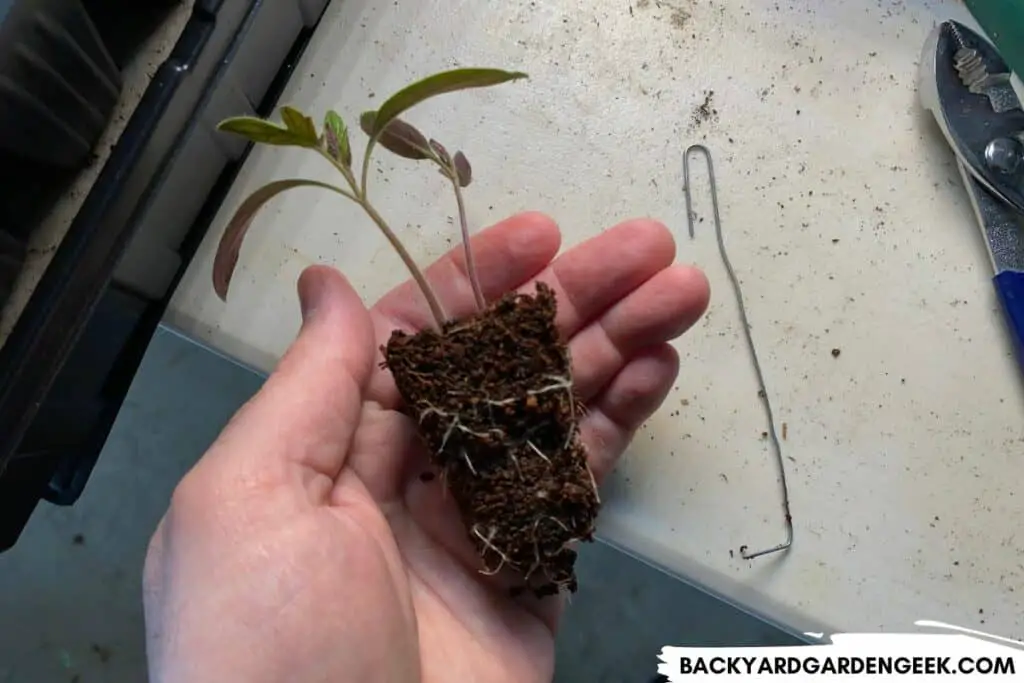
xmin=682 ymin=144 xmax=794 ymax=561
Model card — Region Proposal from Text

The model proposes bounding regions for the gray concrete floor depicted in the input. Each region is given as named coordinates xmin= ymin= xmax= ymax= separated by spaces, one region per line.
xmin=0 ymin=327 xmax=798 ymax=682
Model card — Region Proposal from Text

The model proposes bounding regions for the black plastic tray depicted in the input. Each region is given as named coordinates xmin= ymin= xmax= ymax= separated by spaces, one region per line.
xmin=0 ymin=0 xmax=330 ymax=550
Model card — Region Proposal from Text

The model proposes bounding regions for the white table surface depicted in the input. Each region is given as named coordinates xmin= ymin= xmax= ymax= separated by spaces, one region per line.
xmin=165 ymin=0 xmax=1024 ymax=637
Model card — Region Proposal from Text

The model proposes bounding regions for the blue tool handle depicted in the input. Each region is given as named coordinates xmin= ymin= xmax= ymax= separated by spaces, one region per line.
xmin=994 ymin=270 xmax=1024 ymax=365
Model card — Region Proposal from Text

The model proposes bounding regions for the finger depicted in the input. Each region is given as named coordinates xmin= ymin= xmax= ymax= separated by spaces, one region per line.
xmin=524 ymin=218 xmax=676 ymax=339
xmin=367 ymin=212 xmax=561 ymax=404
xmin=568 ymin=265 xmax=709 ymax=401
xmin=208 ymin=266 xmax=376 ymax=488
xmin=579 ymin=344 xmax=680 ymax=481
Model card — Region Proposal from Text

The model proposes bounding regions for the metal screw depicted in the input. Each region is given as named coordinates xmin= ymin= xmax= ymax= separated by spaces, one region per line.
xmin=984 ymin=136 xmax=1024 ymax=175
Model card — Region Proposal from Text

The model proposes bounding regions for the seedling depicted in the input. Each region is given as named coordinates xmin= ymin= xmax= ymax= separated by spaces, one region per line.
xmin=212 ymin=68 xmax=601 ymax=597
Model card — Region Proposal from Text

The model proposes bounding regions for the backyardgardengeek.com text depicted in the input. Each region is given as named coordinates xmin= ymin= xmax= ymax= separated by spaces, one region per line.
xmin=677 ymin=655 xmax=1016 ymax=676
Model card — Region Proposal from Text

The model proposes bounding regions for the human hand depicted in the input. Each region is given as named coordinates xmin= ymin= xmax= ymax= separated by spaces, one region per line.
xmin=143 ymin=213 xmax=710 ymax=683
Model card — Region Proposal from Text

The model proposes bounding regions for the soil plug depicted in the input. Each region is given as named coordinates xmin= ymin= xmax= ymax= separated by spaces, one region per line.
xmin=211 ymin=68 xmax=601 ymax=598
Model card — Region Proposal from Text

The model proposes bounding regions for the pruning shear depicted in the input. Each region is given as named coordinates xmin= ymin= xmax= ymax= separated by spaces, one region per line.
xmin=919 ymin=20 xmax=1024 ymax=367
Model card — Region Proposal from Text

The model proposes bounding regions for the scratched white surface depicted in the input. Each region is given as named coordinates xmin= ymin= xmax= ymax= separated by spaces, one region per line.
xmin=166 ymin=0 xmax=1024 ymax=637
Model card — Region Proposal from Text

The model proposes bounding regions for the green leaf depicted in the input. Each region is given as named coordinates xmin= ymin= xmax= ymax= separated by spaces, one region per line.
xmin=367 ymin=68 xmax=528 ymax=137
xmin=323 ymin=110 xmax=352 ymax=166
xmin=360 ymin=112 xmax=432 ymax=160
xmin=359 ymin=111 xmax=374 ymax=135
xmin=453 ymin=151 xmax=472 ymax=187
xmin=279 ymin=106 xmax=319 ymax=146
xmin=217 ymin=117 xmax=312 ymax=148
xmin=213 ymin=179 xmax=347 ymax=301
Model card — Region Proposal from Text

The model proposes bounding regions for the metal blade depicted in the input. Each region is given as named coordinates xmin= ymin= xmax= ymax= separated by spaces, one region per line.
xmin=931 ymin=21 xmax=1024 ymax=215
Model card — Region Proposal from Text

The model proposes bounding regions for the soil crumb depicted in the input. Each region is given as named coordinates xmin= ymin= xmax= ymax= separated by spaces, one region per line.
xmin=692 ymin=90 xmax=717 ymax=127
xmin=384 ymin=283 xmax=599 ymax=597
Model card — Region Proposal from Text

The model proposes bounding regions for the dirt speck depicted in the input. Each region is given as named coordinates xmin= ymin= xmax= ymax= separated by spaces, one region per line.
xmin=782 ymin=422 xmax=788 ymax=440
xmin=72 ymin=533 xmax=85 ymax=546
xmin=691 ymin=90 xmax=717 ymax=127
xmin=831 ymin=348 xmax=841 ymax=358
xmin=91 ymin=643 xmax=113 ymax=663
xmin=670 ymin=8 xmax=690 ymax=29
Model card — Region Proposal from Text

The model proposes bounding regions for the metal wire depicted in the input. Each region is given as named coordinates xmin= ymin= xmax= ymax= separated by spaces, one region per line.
xmin=682 ymin=144 xmax=793 ymax=561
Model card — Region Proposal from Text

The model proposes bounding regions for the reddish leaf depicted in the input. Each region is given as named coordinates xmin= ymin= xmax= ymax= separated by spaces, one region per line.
xmin=360 ymin=112 xmax=431 ymax=160
xmin=453 ymin=151 xmax=472 ymax=187
xmin=213 ymin=179 xmax=343 ymax=300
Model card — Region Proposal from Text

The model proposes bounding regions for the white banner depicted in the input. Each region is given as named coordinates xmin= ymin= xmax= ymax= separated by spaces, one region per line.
xmin=658 ymin=621 xmax=1024 ymax=682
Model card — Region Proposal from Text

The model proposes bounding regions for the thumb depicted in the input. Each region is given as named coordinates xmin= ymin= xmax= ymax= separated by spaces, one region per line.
xmin=211 ymin=265 xmax=376 ymax=482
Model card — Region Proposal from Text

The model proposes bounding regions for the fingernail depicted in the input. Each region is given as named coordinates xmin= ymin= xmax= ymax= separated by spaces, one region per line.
xmin=299 ymin=270 xmax=325 ymax=324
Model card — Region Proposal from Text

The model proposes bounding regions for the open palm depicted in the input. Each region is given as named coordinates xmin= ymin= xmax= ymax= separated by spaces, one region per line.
xmin=143 ymin=213 xmax=709 ymax=683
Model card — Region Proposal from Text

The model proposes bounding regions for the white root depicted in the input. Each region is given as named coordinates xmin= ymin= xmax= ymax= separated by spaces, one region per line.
xmin=419 ymin=402 xmax=507 ymax=459
xmin=479 ymin=563 xmax=504 ymax=577
xmin=418 ymin=403 xmax=453 ymax=423
xmin=439 ymin=416 xmax=460 ymax=452
xmin=563 ymin=426 xmax=575 ymax=452
xmin=416 ymin=374 xmax=586 ymax=483
xmin=481 ymin=373 xmax=574 ymax=407
xmin=460 ymin=448 xmax=478 ymax=475
xmin=529 ymin=374 xmax=580 ymax=450
xmin=524 ymin=518 xmax=544 ymax=581
xmin=533 ymin=375 xmax=574 ymax=396
xmin=419 ymin=403 xmax=466 ymax=454
xmin=483 ymin=396 xmax=517 ymax=407
xmin=472 ymin=524 xmax=513 ymax=575
xmin=544 ymin=515 xmax=570 ymax=533
xmin=508 ymin=449 xmax=524 ymax=480
xmin=526 ymin=440 xmax=552 ymax=465
xmin=536 ymin=564 xmax=577 ymax=595
xmin=455 ymin=424 xmax=505 ymax=440
xmin=442 ymin=321 xmax=477 ymax=336
xmin=520 ymin=516 xmax=591 ymax=595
